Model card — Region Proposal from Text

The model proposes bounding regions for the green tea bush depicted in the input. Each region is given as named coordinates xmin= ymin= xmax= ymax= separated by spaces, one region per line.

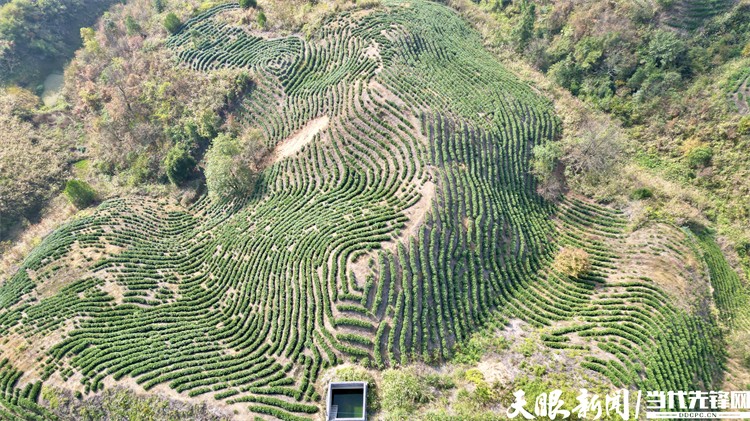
xmin=631 ymin=187 xmax=654 ymax=200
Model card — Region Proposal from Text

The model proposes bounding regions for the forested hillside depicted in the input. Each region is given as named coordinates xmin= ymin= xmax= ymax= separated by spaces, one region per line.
xmin=0 ymin=0 xmax=121 ymax=86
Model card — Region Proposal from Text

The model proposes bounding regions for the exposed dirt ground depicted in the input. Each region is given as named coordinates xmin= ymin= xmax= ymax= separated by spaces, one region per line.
xmin=272 ymin=115 xmax=330 ymax=163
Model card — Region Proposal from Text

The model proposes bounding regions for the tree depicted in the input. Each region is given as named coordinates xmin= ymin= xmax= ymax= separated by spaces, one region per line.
xmin=164 ymin=13 xmax=181 ymax=34
xmin=685 ymin=145 xmax=712 ymax=168
xmin=511 ymin=0 xmax=535 ymax=53
xmin=0 ymin=40 xmax=20 ymax=80
xmin=153 ymin=0 xmax=164 ymax=13
xmin=164 ymin=143 xmax=196 ymax=185
xmin=549 ymin=56 xmax=582 ymax=95
xmin=64 ymin=179 xmax=97 ymax=208
xmin=531 ymin=142 xmax=562 ymax=181
xmin=531 ymin=142 xmax=566 ymax=201
xmin=553 ymin=247 xmax=591 ymax=278
xmin=563 ymin=118 xmax=623 ymax=180
xmin=80 ymin=27 xmax=101 ymax=54
xmin=239 ymin=0 xmax=257 ymax=9
xmin=256 ymin=11 xmax=267 ymax=28
xmin=204 ymin=129 xmax=269 ymax=199
xmin=124 ymin=15 xmax=142 ymax=36
xmin=647 ymin=30 xmax=687 ymax=70
xmin=630 ymin=187 xmax=653 ymax=200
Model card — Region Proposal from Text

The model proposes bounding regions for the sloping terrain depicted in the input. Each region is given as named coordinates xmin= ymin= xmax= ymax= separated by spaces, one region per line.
xmin=0 ymin=0 xmax=743 ymax=419
xmin=664 ymin=0 xmax=736 ymax=30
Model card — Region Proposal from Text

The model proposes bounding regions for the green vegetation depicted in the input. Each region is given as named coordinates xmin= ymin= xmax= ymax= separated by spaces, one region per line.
xmin=239 ymin=0 xmax=256 ymax=9
xmin=381 ymin=368 xmax=431 ymax=416
xmin=452 ymin=330 xmax=510 ymax=365
xmin=164 ymin=12 xmax=181 ymax=34
xmin=463 ymin=0 xmax=750 ymax=268
xmin=0 ymin=1 xmax=565 ymax=417
xmin=1 ymin=0 xmax=748 ymax=419
xmin=694 ymin=226 xmax=750 ymax=329
xmin=63 ymin=179 xmax=97 ymax=209
xmin=0 ymin=0 xmax=120 ymax=85
xmin=630 ymin=187 xmax=654 ymax=200
xmin=0 ymin=359 xmax=55 ymax=420
xmin=685 ymin=145 xmax=713 ymax=168
xmin=124 ymin=15 xmax=142 ymax=36
xmin=333 ymin=367 xmax=380 ymax=415
xmin=65 ymin=0 xmax=253 ymax=187
xmin=204 ymin=131 xmax=266 ymax=199
xmin=164 ymin=144 xmax=197 ymax=185
xmin=41 ymin=386 xmax=231 ymax=420
xmin=256 ymin=11 xmax=267 ymax=28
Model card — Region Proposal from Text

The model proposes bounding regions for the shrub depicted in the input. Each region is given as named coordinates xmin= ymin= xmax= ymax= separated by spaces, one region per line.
xmin=256 ymin=11 xmax=266 ymax=28
xmin=510 ymin=1 xmax=535 ymax=53
xmin=124 ymin=15 xmax=141 ymax=36
xmin=164 ymin=144 xmax=196 ymax=185
xmin=531 ymin=142 xmax=562 ymax=182
xmin=647 ymin=30 xmax=688 ymax=70
xmin=453 ymin=333 xmax=510 ymax=364
xmin=630 ymin=187 xmax=653 ymax=200
xmin=685 ymin=145 xmax=713 ymax=168
xmin=553 ymin=247 xmax=591 ymax=278
xmin=64 ymin=179 xmax=97 ymax=209
xmin=518 ymin=337 xmax=536 ymax=357
xmin=531 ymin=142 xmax=565 ymax=201
xmin=464 ymin=369 xmax=495 ymax=405
xmin=381 ymin=368 xmax=431 ymax=415
xmin=738 ymin=115 xmax=750 ymax=135
xmin=239 ymin=0 xmax=256 ymax=9
xmin=126 ymin=154 xmax=155 ymax=186
xmin=734 ymin=331 xmax=750 ymax=370
xmin=164 ymin=13 xmax=182 ymax=34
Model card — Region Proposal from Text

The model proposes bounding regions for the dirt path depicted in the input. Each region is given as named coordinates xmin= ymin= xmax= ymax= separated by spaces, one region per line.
xmin=733 ymin=77 xmax=749 ymax=114
xmin=392 ymin=180 xmax=435 ymax=249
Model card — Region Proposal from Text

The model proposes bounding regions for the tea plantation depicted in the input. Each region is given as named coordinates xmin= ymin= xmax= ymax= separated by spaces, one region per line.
xmin=0 ymin=0 xmax=741 ymax=419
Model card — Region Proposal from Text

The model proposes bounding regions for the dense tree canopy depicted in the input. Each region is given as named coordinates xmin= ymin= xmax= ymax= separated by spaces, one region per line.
xmin=0 ymin=0 xmax=119 ymax=85
xmin=204 ymin=129 xmax=268 ymax=199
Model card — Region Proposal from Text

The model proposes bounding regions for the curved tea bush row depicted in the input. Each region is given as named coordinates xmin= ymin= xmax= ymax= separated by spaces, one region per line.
xmin=2 ymin=0 xmax=731 ymax=419
xmin=0 ymin=359 xmax=55 ymax=421
xmin=534 ymin=200 xmax=725 ymax=391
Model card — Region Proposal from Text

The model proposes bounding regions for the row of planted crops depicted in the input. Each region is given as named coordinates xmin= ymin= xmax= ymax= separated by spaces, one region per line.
xmin=0 ymin=0 xmax=740 ymax=419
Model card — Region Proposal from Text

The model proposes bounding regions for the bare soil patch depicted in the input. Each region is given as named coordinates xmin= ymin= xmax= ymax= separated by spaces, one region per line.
xmin=271 ymin=115 xmax=329 ymax=163
xmin=101 ymin=281 xmax=126 ymax=304
xmin=1 ymin=321 xmax=74 ymax=384
xmin=390 ymin=180 xmax=435 ymax=249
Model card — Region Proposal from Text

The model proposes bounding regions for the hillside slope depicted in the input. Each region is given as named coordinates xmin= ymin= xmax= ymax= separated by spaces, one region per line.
xmin=0 ymin=0 xmax=744 ymax=419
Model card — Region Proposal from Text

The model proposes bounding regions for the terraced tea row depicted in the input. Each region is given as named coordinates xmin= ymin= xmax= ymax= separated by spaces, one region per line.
xmin=534 ymin=199 xmax=724 ymax=391
xmin=0 ymin=0 xmax=738 ymax=419
xmin=0 ymin=1 xmax=562 ymax=418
